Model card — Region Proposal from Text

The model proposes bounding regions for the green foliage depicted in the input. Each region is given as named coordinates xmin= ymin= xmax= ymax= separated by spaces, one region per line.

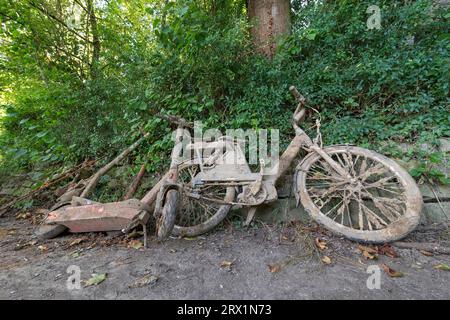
xmin=408 ymin=149 xmax=449 ymax=185
xmin=283 ymin=0 xmax=449 ymax=146
xmin=0 ymin=0 xmax=448 ymax=187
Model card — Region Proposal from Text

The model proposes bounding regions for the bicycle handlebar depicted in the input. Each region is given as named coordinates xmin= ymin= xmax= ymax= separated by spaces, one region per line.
xmin=289 ymin=86 xmax=306 ymax=104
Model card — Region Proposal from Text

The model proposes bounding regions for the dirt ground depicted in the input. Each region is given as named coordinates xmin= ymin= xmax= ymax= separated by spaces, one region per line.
xmin=0 ymin=215 xmax=449 ymax=300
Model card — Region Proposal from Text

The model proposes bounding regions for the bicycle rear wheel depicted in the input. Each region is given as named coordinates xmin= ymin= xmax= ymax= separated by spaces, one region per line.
xmin=171 ymin=161 xmax=236 ymax=237
xmin=296 ymin=146 xmax=422 ymax=243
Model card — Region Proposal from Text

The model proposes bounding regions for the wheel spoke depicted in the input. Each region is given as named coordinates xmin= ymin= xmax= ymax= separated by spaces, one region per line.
xmin=302 ymin=148 xmax=415 ymax=234
xmin=360 ymin=202 xmax=388 ymax=228
xmin=325 ymin=199 xmax=344 ymax=217
xmin=175 ymin=163 xmax=232 ymax=227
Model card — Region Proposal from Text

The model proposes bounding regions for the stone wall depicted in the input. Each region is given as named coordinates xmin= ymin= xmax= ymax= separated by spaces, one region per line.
xmin=249 ymin=138 xmax=450 ymax=225
xmin=250 ymin=179 xmax=449 ymax=226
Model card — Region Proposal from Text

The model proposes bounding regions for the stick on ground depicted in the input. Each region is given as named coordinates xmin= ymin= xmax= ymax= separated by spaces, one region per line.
xmin=124 ymin=164 xmax=146 ymax=200
xmin=81 ymin=133 xmax=150 ymax=199
xmin=0 ymin=160 xmax=94 ymax=217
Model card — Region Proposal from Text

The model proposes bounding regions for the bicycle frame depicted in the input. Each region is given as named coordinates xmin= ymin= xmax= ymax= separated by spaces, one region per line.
xmin=154 ymin=86 xmax=422 ymax=242
xmin=165 ymin=87 xmax=353 ymax=208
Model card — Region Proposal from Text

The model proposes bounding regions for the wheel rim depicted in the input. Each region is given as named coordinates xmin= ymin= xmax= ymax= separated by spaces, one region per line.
xmin=297 ymin=146 xmax=422 ymax=243
xmin=175 ymin=161 xmax=234 ymax=229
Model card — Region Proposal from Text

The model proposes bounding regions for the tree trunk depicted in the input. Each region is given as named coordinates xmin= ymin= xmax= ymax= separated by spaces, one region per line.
xmin=86 ymin=0 xmax=100 ymax=79
xmin=247 ymin=0 xmax=291 ymax=57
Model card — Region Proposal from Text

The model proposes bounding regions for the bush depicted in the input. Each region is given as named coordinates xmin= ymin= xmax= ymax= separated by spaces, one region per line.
xmin=0 ymin=0 xmax=448 ymax=186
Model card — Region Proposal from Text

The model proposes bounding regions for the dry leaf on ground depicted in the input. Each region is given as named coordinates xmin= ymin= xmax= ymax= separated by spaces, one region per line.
xmin=358 ymin=245 xmax=378 ymax=260
xmin=69 ymin=238 xmax=84 ymax=247
xmin=322 ymin=256 xmax=332 ymax=265
xmin=315 ymin=238 xmax=328 ymax=251
xmin=129 ymin=275 xmax=158 ymax=288
xmin=128 ymin=240 xmax=144 ymax=250
xmin=358 ymin=245 xmax=378 ymax=254
xmin=34 ymin=208 xmax=50 ymax=215
xmin=362 ymin=250 xmax=377 ymax=260
xmin=268 ymin=264 xmax=282 ymax=273
xmin=220 ymin=260 xmax=234 ymax=269
xmin=16 ymin=212 xmax=31 ymax=220
xmin=419 ymin=250 xmax=433 ymax=257
xmin=378 ymin=244 xmax=398 ymax=258
xmin=380 ymin=264 xmax=404 ymax=278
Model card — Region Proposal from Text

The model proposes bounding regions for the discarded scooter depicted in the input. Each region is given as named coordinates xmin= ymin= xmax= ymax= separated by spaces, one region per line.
xmin=36 ymin=126 xmax=175 ymax=247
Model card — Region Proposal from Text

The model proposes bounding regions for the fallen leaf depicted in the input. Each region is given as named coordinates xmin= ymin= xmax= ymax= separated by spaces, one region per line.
xmin=220 ymin=260 xmax=234 ymax=269
xmin=434 ymin=264 xmax=450 ymax=271
xmin=129 ymin=275 xmax=158 ymax=288
xmin=38 ymin=245 xmax=48 ymax=252
xmin=69 ymin=238 xmax=84 ymax=247
xmin=378 ymin=244 xmax=398 ymax=258
xmin=34 ymin=209 xmax=50 ymax=215
xmin=380 ymin=264 xmax=404 ymax=278
xmin=315 ymin=238 xmax=328 ymax=251
xmin=358 ymin=245 xmax=378 ymax=260
xmin=358 ymin=245 xmax=378 ymax=254
xmin=420 ymin=250 xmax=433 ymax=257
xmin=84 ymin=273 xmax=107 ymax=287
xmin=322 ymin=256 xmax=332 ymax=265
xmin=128 ymin=240 xmax=143 ymax=250
xmin=268 ymin=264 xmax=282 ymax=273
xmin=16 ymin=212 xmax=31 ymax=220
xmin=363 ymin=250 xmax=378 ymax=260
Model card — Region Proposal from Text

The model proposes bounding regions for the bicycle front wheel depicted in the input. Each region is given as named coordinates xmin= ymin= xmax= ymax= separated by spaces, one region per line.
xmin=156 ymin=189 xmax=180 ymax=240
xmin=296 ymin=146 xmax=422 ymax=243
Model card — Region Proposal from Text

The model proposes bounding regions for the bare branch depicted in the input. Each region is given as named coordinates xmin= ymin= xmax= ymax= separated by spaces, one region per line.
xmin=27 ymin=1 xmax=93 ymax=44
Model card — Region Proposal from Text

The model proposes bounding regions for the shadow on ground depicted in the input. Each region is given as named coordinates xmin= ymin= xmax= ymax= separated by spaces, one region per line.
xmin=0 ymin=216 xmax=449 ymax=300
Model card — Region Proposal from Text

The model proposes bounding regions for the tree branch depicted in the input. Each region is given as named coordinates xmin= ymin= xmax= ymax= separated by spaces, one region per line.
xmin=27 ymin=1 xmax=93 ymax=44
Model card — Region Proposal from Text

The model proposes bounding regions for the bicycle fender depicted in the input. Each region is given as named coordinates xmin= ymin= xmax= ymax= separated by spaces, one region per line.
xmin=154 ymin=182 xmax=182 ymax=219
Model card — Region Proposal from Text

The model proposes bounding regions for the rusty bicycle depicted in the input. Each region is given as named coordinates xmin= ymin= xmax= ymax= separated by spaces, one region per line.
xmin=155 ymin=86 xmax=423 ymax=243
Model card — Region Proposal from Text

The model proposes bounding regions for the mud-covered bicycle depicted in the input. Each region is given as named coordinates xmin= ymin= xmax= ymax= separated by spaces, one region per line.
xmin=155 ymin=86 xmax=422 ymax=243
